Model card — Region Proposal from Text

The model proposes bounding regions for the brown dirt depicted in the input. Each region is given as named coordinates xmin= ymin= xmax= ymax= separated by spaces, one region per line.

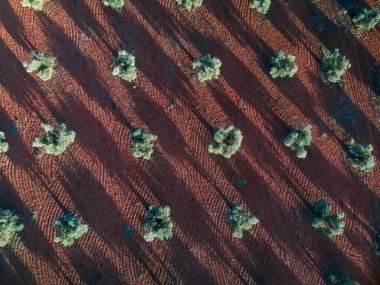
xmin=0 ymin=0 xmax=379 ymax=284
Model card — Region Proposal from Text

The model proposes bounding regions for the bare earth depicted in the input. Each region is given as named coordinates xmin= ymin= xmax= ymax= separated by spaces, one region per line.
xmin=0 ymin=0 xmax=379 ymax=284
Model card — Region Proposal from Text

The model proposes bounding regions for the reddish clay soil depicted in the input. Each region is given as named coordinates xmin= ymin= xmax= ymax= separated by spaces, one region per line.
xmin=0 ymin=0 xmax=379 ymax=284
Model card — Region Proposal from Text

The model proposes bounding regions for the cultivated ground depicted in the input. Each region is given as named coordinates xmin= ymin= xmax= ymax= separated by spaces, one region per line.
xmin=0 ymin=0 xmax=379 ymax=284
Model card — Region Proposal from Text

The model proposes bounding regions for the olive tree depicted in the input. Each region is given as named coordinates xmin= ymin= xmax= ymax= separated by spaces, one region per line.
xmin=326 ymin=272 xmax=359 ymax=285
xmin=322 ymin=49 xmax=351 ymax=83
xmin=143 ymin=205 xmax=173 ymax=242
xmin=311 ymin=199 xmax=345 ymax=238
xmin=348 ymin=144 xmax=375 ymax=172
xmin=131 ymin=128 xmax=157 ymax=160
xmin=21 ymin=0 xmax=47 ymax=11
xmin=102 ymin=0 xmax=124 ymax=10
xmin=227 ymin=205 xmax=259 ymax=239
xmin=32 ymin=123 xmax=76 ymax=155
xmin=53 ymin=213 xmax=88 ymax=247
xmin=0 ymin=208 xmax=24 ymax=247
xmin=176 ymin=0 xmax=203 ymax=10
xmin=250 ymin=0 xmax=271 ymax=15
xmin=269 ymin=52 xmax=298 ymax=78
xmin=353 ymin=8 xmax=380 ymax=30
xmin=283 ymin=125 xmax=312 ymax=158
xmin=208 ymin=125 xmax=243 ymax=158
xmin=0 ymin=132 xmax=9 ymax=153
xmin=193 ymin=54 xmax=222 ymax=82
xmin=112 ymin=50 xmax=137 ymax=82
xmin=23 ymin=51 xmax=55 ymax=81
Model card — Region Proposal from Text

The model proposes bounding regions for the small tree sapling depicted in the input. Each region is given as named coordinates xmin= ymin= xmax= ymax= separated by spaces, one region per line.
xmin=23 ymin=51 xmax=55 ymax=81
xmin=53 ymin=213 xmax=88 ymax=247
xmin=326 ymin=272 xmax=359 ymax=285
xmin=311 ymin=199 xmax=345 ymax=238
xmin=102 ymin=0 xmax=124 ymax=10
xmin=0 ymin=132 xmax=9 ymax=153
xmin=269 ymin=52 xmax=298 ymax=78
xmin=175 ymin=0 xmax=203 ymax=10
xmin=21 ymin=0 xmax=47 ymax=11
xmin=32 ymin=123 xmax=76 ymax=155
xmin=348 ymin=143 xmax=375 ymax=172
xmin=143 ymin=205 xmax=173 ymax=242
xmin=193 ymin=54 xmax=222 ymax=82
xmin=352 ymin=8 xmax=380 ymax=30
xmin=112 ymin=50 xmax=137 ymax=82
xmin=208 ymin=125 xmax=243 ymax=158
xmin=283 ymin=125 xmax=312 ymax=158
xmin=227 ymin=205 xmax=259 ymax=239
xmin=321 ymin=49 xmax=351 ymax=83
xmin=250 ymin=0 xmax=271 ymax=15
xmin=131 ymin=128 xmax=157 ymax=160
xmin=0 ymin=209 xmax=24 ymax=247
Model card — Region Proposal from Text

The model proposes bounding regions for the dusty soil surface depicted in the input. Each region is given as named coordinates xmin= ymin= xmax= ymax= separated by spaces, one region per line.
xmin=0 ymin=0 xmax=379 ymax=284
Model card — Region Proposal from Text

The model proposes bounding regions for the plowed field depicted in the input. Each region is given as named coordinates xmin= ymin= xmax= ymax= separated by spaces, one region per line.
xmin=0 ymin=0 xmax=379 ymax=284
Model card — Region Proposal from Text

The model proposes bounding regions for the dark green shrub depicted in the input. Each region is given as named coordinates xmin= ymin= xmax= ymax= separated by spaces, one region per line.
xmin=283 ymin=125 xmax=312 ymax=158
xmin=176 ymin=0 xmax=203 ymax=10
xmin=53 ymin=213 xmax=88 ymax=247
xmin=269 ymin=52 xmax=298 ymax=78
xmin=322 ymin=49 xmax=351 ymax=83
xmin=0 ymin=132 xmax=9 ymax=153
xmin=250 ymin=0 xmax=271 ymax=15
xmin=348 ymin=144 xmax=375 ymax=172
xmin=131 ymin=128 xmax=157 ymax=160
xmin=23 ymin=51 xmax=54 ymax=81
xmin=0 ymin=208 xmax=24 ymax=247
xmin=102 ymin=0 xmax=124 ymax=10
xmin=227 ymin=205 xmax=259 ymax=239
xmin=33 ymin=123 xmax=76 ymax=155
xmin=21 ymin=0 xmax=46 ymax=11
xmin=193 ymin=54 xmax=222 ymax=82
xmin=352 ymin=8 xmax=380 ymax=30
xmin=311 ymin=199 xmax=345 ymax=238
xmin=326 ymin=272 xmax=359 ymax=285
xmin=208 ymin=125 xmax=243 ymax=158
xmin=143 ymin=206 xmax=173 ymax=242
xmin=112 ymin=50 xmax=137 ymax=82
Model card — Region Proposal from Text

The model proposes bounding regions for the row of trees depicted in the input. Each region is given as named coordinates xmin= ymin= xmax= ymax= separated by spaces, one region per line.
xmin=21 ymin=48 xmax=355 ymax=85
xmin=21 ymin=0 xmax=380 ymax=32
xmin=0 ymin=121 xmax=375 ymax=172
xmin=0 ymin=198 xmax=348 ymax=246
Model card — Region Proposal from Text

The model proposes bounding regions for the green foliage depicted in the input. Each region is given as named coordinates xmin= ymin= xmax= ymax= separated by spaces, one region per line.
xmin=131 ymin=128 xmax=157 ymax=160
xmin=193 ymin=54 xmax=222 ymax=82
xmin=312 ymin=199 xmax=345 ymax=238
xmin=348 ymin=144 xmax=375 ymax=172
xmin=322 ymin=49 xmax=351 ymax=83
xmin=283 ymin=125 xmax=312 ymax=158
xmin=0 ymin=132 xmax=9 ymax=153
xmin=176 ymin=0 xmax=203 ymax=10
xmin=32 ymin=123 xmax=76 ymax=155
xmin=143 ymin=205 xmax=173 ymax=242
xmin=269 ymin=52 xmax=298 ymax=78
xmin=23 ymin=51 xmax=54 ymax=81
xmin=250 ymin=0 xmax=271 ymax=15
xmin=102 ymin=0 xmax=124 ymax=10
xmin=208 ymin=125 xmax=243 ymax=159
xmin=352 ymin=8 xmax=380 ymax=30
xmin=112 ymin=50 xmax=137 ymax=82
xmin=53 ymin=213 xmax=88 ymax=247
xmin=326 ymin=272 xmax=359 ymax=285
xmin=0 ymin=208 xmax=24 ymax=247
xmin=21 ymin=0 xmax=46 ymax=11
xmin=227 ymin=205 xmax=259 ymax=239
